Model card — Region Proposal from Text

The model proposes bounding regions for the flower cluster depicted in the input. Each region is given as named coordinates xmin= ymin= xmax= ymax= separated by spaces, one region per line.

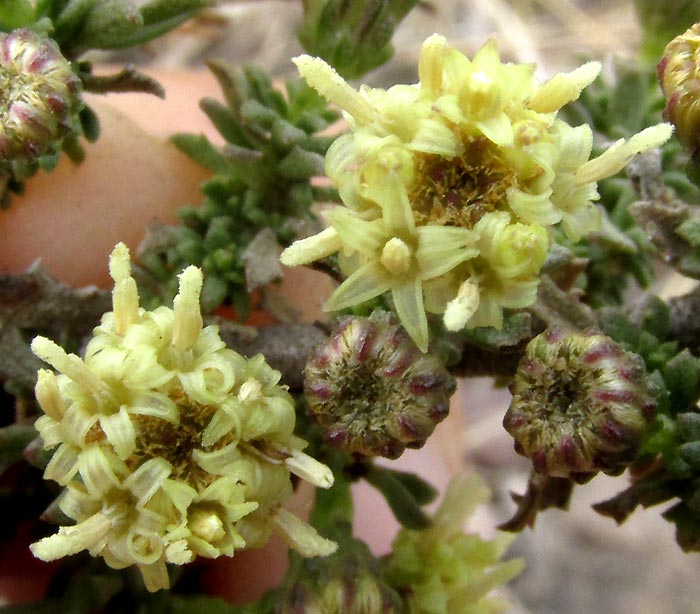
xmin=385 ymin=473 xmax=524 ymax=614
xmin=281 ymin=34 xmax=672 ymax=351
xmin=29 ymin=244 xmax=335 ymax=592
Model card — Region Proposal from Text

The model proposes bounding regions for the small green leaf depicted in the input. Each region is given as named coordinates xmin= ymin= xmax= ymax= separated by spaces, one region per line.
xmin=663 ymin=349 xmax=700 ymax=414
xmin=52 ymin=0 xmax=96 ymax=45
xmin=277 ymin=145 xmax=325 ymax=180
xmin=365 ymin=464 xmax=431 ymax=529
xmin=139 ymin=0 xmax=211 ymax=25
xmin=636 ymin=295 xmax=671 ymax=340
xmin=679 ymin=441 xmax=700 ymax=470
xmin=677 ymin=218 xmax=700 ymax=248
xmin=0 ymin=0 xmax=35 ymax=30
xmin=79 ymin=104 xmax=100 ymax=141
xmin=677 ymin=412 xmax=700 ymax=441
xmin=171 ymin=133 xmax=231 ymax=174
xmin=200 ymin=98 xmax=250 ymax=147
xmin=71 ymin=0 xmax=143 ymax=50
xmin=679 ymin=251 xmax=700 ymax=279
xmin=382 ymin=468 xmax=439 ymax=505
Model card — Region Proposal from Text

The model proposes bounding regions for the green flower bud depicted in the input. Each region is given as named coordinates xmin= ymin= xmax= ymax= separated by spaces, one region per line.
xmin=503 ymin=329 xmax=657 ymax=482
xmin=0 ymin=29 xmax=81 ymax=163
xmin=658 ymin=22 xmax=700 ymax=151
xmin=304 ymin=311 xmax=455 ymax=459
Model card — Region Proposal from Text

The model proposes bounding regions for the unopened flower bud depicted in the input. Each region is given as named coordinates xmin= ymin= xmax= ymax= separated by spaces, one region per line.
xmin=280 ymin=567 xmax=402 ymax=614
xmin=0 ymin=29 xmax=81 ymax=164
xmin=658 ymin=23 xmax=700 ymax=151
xmin=304 ymin=312 xmax=455 ymax=459
xmin=503 ymin=329 xmax=657 ymax=481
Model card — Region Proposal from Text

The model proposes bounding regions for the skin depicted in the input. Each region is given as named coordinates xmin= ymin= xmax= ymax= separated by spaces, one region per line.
xmin=0 ymin=68 xmax=463 ymax=605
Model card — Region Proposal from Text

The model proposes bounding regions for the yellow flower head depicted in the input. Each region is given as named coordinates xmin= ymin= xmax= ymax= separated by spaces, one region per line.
xmin=281 ymin=34 xmax=672 ymax=350
xmin=30 ymin=243 xmax=335 ymax=592
xmin=385 ymin=473 xmax=524 ymax=614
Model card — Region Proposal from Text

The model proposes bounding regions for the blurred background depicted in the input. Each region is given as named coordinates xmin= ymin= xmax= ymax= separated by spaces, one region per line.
xmin=90 ymin=1 xmax=700 ymax=612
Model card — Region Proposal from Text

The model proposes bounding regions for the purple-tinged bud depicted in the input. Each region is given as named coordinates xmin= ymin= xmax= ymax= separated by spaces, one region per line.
xmin=658 ymin=23 xmax=700 ymax=151
xmin=503 ymin=328 xmax=657 ymax=481
xmin=0 ymin=29 xmax=81 ymax=163
xmin=304 ymin=312 xmax=455 ymax=459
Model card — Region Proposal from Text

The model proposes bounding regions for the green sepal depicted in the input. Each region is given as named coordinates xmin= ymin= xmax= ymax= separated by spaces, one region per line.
xmin=0 ymin=0 xmax=36 ymax=30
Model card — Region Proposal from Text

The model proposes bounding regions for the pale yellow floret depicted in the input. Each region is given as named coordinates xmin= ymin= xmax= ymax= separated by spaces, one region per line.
xmin=575 ymin=123 xmax=674 ymax=185
xmin=172 ymin=265 xmax=204 ymax=351
xmin=109 ymin=242 xmax=139 ymax=335
xmin=293 ymin=55 xmax=375 ymax=124
xmin=30 ymin=512 xmax=112 ymax=561
xmin=379 ymin=237 xmax=412 ymax=275
xmin=269 ymin=507 xmax=338 ymax=557
xmin=528 ymin=61 xmax=601 ymax=113
xmin=283 ymin=447 xmax=335 ymax=489
xmin=418 ymin=33 xmax=447 ymax=96
xmin=188 ymin=508 xmax=227 ymax=543
xmin=386 ymin=473 xmax=524 ymax=614
xmin=35 ymin=369 xmax=66 ymax=421
xmin=443 ymin=279 xmax=480 ymax=332
xmin=31 ymin=336 xmax=110 ymax=398
xmin=280 ymin=226 xmax=343 ymax=267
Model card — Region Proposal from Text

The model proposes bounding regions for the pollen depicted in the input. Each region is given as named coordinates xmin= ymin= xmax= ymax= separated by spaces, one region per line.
xmin=409 ymin=140 xmax=518 ymax=229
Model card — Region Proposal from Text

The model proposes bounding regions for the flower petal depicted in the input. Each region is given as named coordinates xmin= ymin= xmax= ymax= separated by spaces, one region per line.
xmin=416 ymin=226 xmax=478 ymax=279
xmin=575 ymin=123 xmax=673 ymax=185
xmin=324 ymin=262 xmax=393 ymax=311
xmin=392 ymin=279 xmax=428 ymax=352
xmin=419 ymin=33 xmax=447 ymax=96
xmin=475 ymin=112 xmax=514 ymax=148
xmin=528 ymin=61 xmax=601 ymax=113
xmin=280 ymin=226 xmax=342 ymax=266
xmin=327 ymin=208 xmax=385 ymax=258
xmin=293 ymin=55 xmax=375 ymax=124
